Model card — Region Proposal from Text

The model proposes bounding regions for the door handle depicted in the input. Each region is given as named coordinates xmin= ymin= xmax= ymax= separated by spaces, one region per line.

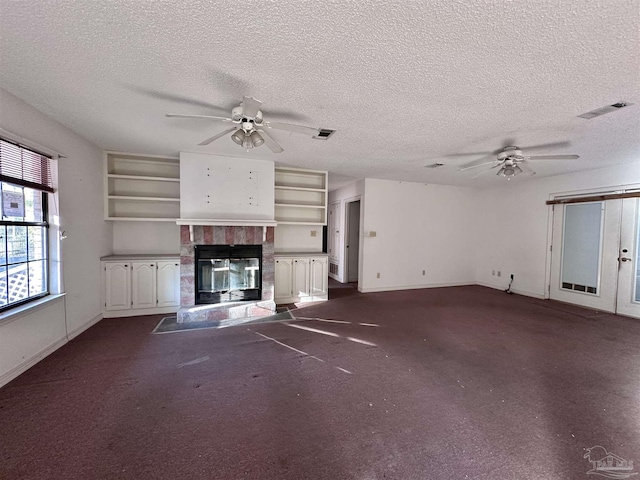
xmin=619 ymin=257 xmax=632 ymax=262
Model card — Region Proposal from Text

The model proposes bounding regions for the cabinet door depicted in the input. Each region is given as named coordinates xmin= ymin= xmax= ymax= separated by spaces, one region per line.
xmin=293 ymin=258 xmax=311 ymax=299
xmin=104 ymin=262 xmax=131 ymax=311
xmin=275 ymin=258 xmax=293 ymax=300
xmin=131 ymin=262 xmax=157 ymax=309
xmin=157 ymin=261 xmax=180 ymax=307
xmin=310 ymin=256 xmax=328 ymax=297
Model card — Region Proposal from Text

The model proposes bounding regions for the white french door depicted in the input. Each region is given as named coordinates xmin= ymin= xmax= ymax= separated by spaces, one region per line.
xmin=549 ymin=197 xmax=640 ymax=319
xmin=616 ymin=198 xmax=640 ymax=317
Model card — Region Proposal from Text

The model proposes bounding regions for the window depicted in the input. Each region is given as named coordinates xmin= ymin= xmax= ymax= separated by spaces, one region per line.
xmin=0 ymin=139 xmax=52 ymax=311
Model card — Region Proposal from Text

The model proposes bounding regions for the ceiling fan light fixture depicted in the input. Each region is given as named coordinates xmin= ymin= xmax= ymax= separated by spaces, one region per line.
xmin=250 ymin=131 xmax=264 ymax=147
xmin=497 ymin=164 xmax=522 ymax=179
xmin=242 ymin=135 xmax=253 ymax=149
xmin=231 ymin=129 xmax=245 ymax=145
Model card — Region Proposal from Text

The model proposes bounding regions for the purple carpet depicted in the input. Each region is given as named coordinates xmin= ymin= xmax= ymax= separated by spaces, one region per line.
xmin=1 ymin=283 xmax=638 ymax=479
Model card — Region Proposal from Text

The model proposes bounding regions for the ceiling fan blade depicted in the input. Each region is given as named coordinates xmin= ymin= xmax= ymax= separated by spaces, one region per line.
xmin=526 ymin=154 xmax=580 ymax=160
xmin=264 ymin=121 xmax=320 ymax=136
xmin=166 ymin=114 xmax=233 ymax=122
xmin=521 ymin=141 xmax=571 ymax=151
xmin=198 ymin=127 xmax=237 ymax=146
xmin=257 ymin=129 xmax=284 ymax=153
xmin=443 ymin=150 xmax=493 ymax=158
xmin=458 ymin=160 xmax=498 ymax=172
xmin=242 ymin=96 xmax=262 ymax=118
xmin=518 ymin=162 xmax=537 ymax=176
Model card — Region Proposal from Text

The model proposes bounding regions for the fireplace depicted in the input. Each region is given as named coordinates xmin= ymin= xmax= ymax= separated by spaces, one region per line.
xmin=195 ymin=244 xmax=262 ymax=304
xmin=178 ymin=225 xmax=275 ymax=323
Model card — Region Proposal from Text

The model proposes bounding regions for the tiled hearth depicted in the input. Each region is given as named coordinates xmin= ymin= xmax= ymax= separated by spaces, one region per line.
xmin=177 ymin=225 xmax=276 ymax=323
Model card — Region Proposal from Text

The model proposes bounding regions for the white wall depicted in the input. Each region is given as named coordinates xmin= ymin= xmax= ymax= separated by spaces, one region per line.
xmin=474 ymin=164 xmax=640 ymax=298
xmin=359 ymin=179 xmax=477 ymax=292
xmin=113 ymin=222 xmax=180 ymax=254
xmin=179 ymin=152 xmax=275 ymax=220
xmin=274 ymin=224 xmax=323 ymax=252
xmin=0 ymin=88 xmax=110 ymax=386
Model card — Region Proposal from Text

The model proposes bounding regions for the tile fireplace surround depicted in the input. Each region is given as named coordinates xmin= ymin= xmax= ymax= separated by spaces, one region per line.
xmin=178 ymin=225 xmax=276 ymax=323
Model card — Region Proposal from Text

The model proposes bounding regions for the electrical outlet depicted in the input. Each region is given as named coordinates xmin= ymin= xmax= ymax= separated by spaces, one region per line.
xmin=310 ymin=230 xmax=317 ymax=237
xmin=422 ymin=270 xmax=425 ymax=276
xmin=369 ymin=231 xmax=377 ymax=237
xmin=497 ymin=271 xmax=501 ymax=277
xmin=376 ymin=272 xmax=380 ymax=278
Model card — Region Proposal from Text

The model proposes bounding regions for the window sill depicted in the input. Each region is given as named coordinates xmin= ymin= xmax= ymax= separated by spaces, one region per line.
xmin=0 ymin=294 xmax=66 ymax=326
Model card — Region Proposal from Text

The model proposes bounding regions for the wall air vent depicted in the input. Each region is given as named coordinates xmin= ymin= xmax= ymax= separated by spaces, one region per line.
xmin=425 ymin=163 xmax=444 ymax=168
xmin=313 ymin=129 xmax=336 ymax=140
xmin=577 ymin=102 xmax=633 ymax=120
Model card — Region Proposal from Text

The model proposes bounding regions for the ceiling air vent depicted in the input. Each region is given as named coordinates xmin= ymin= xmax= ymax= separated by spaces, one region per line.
xmin=425 ymin=163 xmax=444 ymax=168
xmin=577 ymin=102 xmax=633 ymax=120
xmin=313 ymin=129 xmax=336 ymax=140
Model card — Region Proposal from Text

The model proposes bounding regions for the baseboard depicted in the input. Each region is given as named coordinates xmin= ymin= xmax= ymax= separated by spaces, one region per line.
xmin=475 ymin=282 xmax=546 ymax=299
xmin=0 ymin=336 xmax=68 ymax=388
xmin=67 ymin=312 xmax=103 ymax=340
xmin=359 ymin=281 xmax=474 ymax=293
xmin=103 ymin=306 xmax=179 ymax=318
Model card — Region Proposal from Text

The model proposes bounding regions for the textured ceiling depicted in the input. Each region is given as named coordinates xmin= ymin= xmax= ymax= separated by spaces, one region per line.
xmin=1 ymin=0 xmax=639 ymax=190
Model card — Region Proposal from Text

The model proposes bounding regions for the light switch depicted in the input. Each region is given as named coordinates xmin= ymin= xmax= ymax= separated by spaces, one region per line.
xmin=369 ymin=231 xmax=377 ymax=237
xmin=310 ymin=230 xmax=317 ymax=237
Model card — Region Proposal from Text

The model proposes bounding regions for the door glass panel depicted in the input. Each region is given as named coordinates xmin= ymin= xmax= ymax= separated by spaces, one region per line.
xmin=561 ymin=202 xmax=603 ymax=295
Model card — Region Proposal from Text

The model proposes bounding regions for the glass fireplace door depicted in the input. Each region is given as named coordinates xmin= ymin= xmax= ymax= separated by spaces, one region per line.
xmin=195 ymin=245 xmax=262 ymax=304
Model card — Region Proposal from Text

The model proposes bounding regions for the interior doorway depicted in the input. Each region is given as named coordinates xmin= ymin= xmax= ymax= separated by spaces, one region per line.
xmin=345 ymin=199 xmax=361 ymax=284
xmin=549 ymin=196 xmax=640 ymax=319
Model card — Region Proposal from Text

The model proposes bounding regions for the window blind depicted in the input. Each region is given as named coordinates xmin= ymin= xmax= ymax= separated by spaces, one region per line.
xmin=0 ymin=139 xmax=54 ymax=193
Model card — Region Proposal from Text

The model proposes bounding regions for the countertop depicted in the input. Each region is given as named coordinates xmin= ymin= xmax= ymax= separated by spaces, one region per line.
xmin=274 ymin=251 xmax=328 ymax=257
xmin=100 ymin=254 xmax=179 ymax=261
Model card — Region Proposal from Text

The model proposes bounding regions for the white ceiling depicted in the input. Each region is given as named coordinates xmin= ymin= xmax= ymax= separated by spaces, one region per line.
xmin=1 ymin=1 xmax=639 ymax=190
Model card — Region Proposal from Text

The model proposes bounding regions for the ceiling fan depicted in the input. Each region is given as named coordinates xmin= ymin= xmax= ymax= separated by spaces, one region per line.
xmin=457 ymin=144 xmax=580 ymax=179
xmin=166 ymin=96 xmax=321 ymax=153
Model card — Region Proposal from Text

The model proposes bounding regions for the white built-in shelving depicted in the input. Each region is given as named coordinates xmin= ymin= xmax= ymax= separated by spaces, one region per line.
xmin=274 ymin=167 xmax=327 ymax=225
xmin=104 ymin=152 xmax=180 ymax=221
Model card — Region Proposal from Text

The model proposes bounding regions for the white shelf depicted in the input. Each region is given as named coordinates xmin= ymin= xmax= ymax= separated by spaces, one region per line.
xmin=274 ymin=167 xmax=327 ymax=225
xmin=107 ymin=174 xmax=180 ymax=182
xmin=275 ymin=185 xmax=326 ymax=193
xmin=108 ymin=195 xmax=180 ymax=202
xmin=105 ymin=151 xmax=180 ymax=221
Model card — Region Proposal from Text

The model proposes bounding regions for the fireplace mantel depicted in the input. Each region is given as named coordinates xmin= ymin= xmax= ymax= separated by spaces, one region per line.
xmin=176 ymin=219 xmax=278 ymax=241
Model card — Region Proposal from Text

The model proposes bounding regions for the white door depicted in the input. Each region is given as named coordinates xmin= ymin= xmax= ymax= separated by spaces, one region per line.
xmin=328 ymin=202 xmax=340 ymax=261
xmin=550 ymin=198 xmax=640 ymax=319
xmin=616 ymin=198 xmax=640 ymax=318
xmin=104 ymin=262 xmax=131 ymax=311
xmin=131 ymin=262 xmax=157 ymax=309
xmin=292 ymin=258 xmax=310 ymax=300
xmin=346 ymin=200 xmax=360 ymax=283
xmin=274 ymin=258 xmax=293 ymax=301
xmin=310 ymin=256 xmax=328 ymax=297
xmin=157 ymin=261 xmax=180 ymax=307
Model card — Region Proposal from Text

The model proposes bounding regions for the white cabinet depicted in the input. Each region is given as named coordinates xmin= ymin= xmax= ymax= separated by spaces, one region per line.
xmin=102 ymin=256 xmax=180 ymax=318
xmin=104 ymin=152 xmax=180 ymax=221
xmin=131 ymin=262 xmax=157 ymax=309
xmin=310 ymin=256 xmax=328 ymax=297
xmin=274 ymin=167 xmax=327 ymax=225
xmin=157 ymin=261 xmax=181 ymax=307
xmin=275 ymin=258 xmax=294 ymax=300
xmin=104 ymin=262 xmax=131 ymax=311
xmin=293 ymin=257 xmax=311 ymax=300
xmin=274 ymin=254 xmax=328 ymax=304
